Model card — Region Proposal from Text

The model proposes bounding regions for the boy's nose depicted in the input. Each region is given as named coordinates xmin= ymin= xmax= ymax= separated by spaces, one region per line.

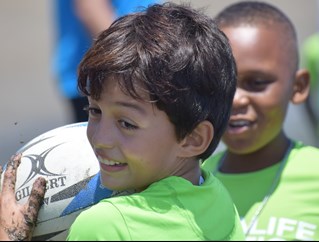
xmin=232 ymin=88 xmax=249 ymax=108
xmin=88 ymin=120 xmax=115 ymax=149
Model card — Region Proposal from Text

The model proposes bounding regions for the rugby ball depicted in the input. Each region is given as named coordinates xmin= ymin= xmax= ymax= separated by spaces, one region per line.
xmin=6 ymin=122 xmax=123 ymax=241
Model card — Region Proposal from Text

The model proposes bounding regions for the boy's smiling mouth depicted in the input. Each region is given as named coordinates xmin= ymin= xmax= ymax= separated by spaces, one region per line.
xmin=229 ymin=119 xmax=251 ymax=128
xmin=97 ymin=155 xmax=128 ymax=173
xmin=98 ymin=157 xmax=125 ymax=166
xmin=227 ymin=119 xmax=255 ymax=134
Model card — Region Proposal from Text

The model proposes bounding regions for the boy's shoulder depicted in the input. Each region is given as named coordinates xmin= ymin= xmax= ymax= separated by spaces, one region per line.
xmin=71 ymin=170 xmax=245 ymax=241
xmin=267 ymin=140 xmax=319 ymax=181
xmin=291 ymin=140 xmax=319 ymax=159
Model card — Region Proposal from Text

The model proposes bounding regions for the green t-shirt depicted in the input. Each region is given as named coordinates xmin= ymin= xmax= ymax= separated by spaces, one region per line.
xmin=67 ymin=169 xmax=244 ymax=241
xmin=202 ymin=141 xmax=319 ymax=241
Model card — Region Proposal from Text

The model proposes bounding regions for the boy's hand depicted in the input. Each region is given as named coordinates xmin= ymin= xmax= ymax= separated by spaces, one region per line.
xmin=0 ymin=154 xmax=47 ymax=241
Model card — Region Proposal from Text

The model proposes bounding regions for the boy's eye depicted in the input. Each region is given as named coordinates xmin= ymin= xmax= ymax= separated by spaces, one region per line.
xmin=83 ymin=106 xmax=101 ymax=116
xmin=240 ymin=77 xmax=272 ymax=92
xmin=118 ymin=120 xmax=138 ymax=130
xmin=83 ymin=105 xmax=138 ymax=130
xmin=250 ymin=80 xmax=268 ymax=90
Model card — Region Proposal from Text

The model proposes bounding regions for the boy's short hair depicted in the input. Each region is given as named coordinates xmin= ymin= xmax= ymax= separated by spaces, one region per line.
xmin=215 ymin=1 xmax=299 ymax=72
xmin=77 ymin=2 xmax=237 ymax=160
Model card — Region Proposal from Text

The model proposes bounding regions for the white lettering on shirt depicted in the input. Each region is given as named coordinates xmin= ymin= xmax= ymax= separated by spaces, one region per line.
xmin=242 ymin=216 xmax=317 ymax=241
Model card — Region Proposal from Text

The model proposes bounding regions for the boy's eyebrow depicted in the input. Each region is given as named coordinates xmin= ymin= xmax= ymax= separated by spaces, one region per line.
xmin=240 ymin=70 xmax=277 ymax=79
xmin=114 ymin=101 xmax=147 ymax=115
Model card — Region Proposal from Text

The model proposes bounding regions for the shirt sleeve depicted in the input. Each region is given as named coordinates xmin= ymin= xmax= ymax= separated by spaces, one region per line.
xmin=66 ymin=200 xmax=131 ymax=241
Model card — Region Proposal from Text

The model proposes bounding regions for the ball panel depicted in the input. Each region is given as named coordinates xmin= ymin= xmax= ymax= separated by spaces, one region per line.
xmin=13 ymin=123 xmax=100 ymax=220
xmin=31 ymin=210 xmax=83 ymax=241
xmin=61 ymin=172 xmax=114 ymax=216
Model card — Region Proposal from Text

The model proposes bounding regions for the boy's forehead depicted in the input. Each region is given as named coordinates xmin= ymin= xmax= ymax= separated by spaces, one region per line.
xmin=222 ymin=23 xmax=296 ymax=65
xmin=222 ymin=23 xmax=287 ymax=43
xmin=222 ymin=24 xmax=297 ymax=76
xmin=222 ymin=26 xmax=258 ymax=45
xmin=103 ymin=76 xmax=151 ymax=101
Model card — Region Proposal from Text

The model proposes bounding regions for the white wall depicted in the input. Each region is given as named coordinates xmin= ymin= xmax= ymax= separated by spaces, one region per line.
xmin=0 ymin=1 xmax=72 ymax=165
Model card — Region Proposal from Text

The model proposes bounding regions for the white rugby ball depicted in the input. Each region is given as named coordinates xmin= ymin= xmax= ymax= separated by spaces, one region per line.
xmin=7 ymin=122 xmax=120 ymax=241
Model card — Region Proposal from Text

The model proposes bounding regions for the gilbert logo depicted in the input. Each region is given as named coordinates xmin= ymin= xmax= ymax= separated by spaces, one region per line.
xmin=15 ymin=137 xmax=67 ymax=203
xmin=18 ymin=136 xmax=64 ymax=189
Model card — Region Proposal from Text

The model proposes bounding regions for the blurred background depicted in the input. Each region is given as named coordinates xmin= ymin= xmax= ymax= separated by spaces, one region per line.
xmin=0 ymin=0 xmax=318 ymax=165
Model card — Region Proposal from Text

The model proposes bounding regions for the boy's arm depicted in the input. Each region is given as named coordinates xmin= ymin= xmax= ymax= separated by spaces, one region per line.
xmin=0 ymin=154 xmax=46 ymax=241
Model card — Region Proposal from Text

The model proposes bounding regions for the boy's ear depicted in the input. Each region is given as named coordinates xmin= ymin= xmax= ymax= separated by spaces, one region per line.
xmin=291 ymin=68 xmax=310 ymax=104
xmin=178 ymin=121 xmax=214 ymax=158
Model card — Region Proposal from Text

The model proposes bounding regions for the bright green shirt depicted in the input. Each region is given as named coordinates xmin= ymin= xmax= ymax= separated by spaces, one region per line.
xmin=67 ymin=169 xmax=244 ymax=241
xmin=202 ymin=141 xmax=319 ymax=241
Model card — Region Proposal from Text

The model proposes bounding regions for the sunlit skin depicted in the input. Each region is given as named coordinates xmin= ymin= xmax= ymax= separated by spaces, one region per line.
xmin=86 ymin=78 xmax=203 ymax=192
xmin=219 ymin=25 xmax=308 ymax=173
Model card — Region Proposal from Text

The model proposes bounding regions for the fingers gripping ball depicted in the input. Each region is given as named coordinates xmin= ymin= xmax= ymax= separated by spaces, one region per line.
xmin=0 ymin=154 xmax=46 ymax=241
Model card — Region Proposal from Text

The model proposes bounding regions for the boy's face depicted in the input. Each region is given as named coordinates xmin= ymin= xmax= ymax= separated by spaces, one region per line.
xmin=86 ymin=78 xmax=184 ymax=192
xmin=220 ymin=25 xmax=295 ymax=154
